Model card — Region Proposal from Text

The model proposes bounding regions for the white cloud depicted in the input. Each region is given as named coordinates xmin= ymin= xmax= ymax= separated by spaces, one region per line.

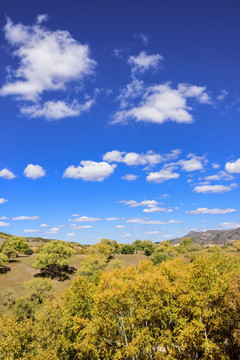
xmin=112 ymin=82 xmax=210 ymax=125
xmin=71 ymin=216 xmax=101 ymax=222
xmin=212 ymin=163 xmax=220 ymax=169
xmin=70 ymin=224 xmax=92 ymax=229
xmin=128 ymin=51 xmax=163 ymax=74
xmin=134 ymin=33 xmax=150 ymax=45
xmin=124 ymin=233 xmax=132 ymax=237
xmin=67 ymin=233 xmax=75 ymax=236
xmin=120 ymin=199 xmax=173 ymax=214
xmin=23 ymin=229 xmax=39 ymax=233
xmin=147 ymin=166 xmax=180 ymax=183
xmin=0 ymin=216 xmax=8 ymax=220
xmin=115 ymin=225 xmax=126 ymax=228
xmin=12 ymin=216 xmax=40 ymax=220
xmin=0 ymin=198 xmax=8 ymax=204
xmin=144 ymin=231 xmax=159 ymax=234
xmin=205 ymin=171 xmax=234 ymax=181
xmin=179 ymin=158 xmax=203 ymax=172
xmin=225 ymin=158 xmax=240 ymax=174
xmin=0 ymin=221 xmax=10 ymax=227
xmin=40 ymin=224 xmax=49 ymax=227
xmin=193 ymin=184 xmax=237 ymax=193
xmin=71 ymin=214 xmax=81 ymax=217
xmin=125 ymin=218 xmax=182 ymax=225
xmin=36 ymin=14 xmax=49 ymax=24
xmin=103 ymin=149 xmax=181 ymax=167
xmin=63 ymin=161 xmax=116 ymax=181
xmin=106 ymin=217 xmax=120 ymax=221
xmin=24 ymin=164 xmax=46 ymax=179
xmin=221 ymin=222 xmax=240 ymax=229
xmin=217 ymin=90 xmax=228 ymax=101
xmin=21 ymin=99 xmax=94 ymax=121
xmin=0 ymin=169 xmax=16 ymax=179
xmin=143 ymin=207 xmax=173 ymax=213
xmin=1 ymin=17 xmax=96 ymax=102
xmin=120 ymin=199 xmax=158 ymax=207
xmin=122 ymin=174 xmax=138 ymax=181
xmin=186 ymin=207 xmax=237 ymax=214
xmin=47 ymin=227 xmax=60 ymax=234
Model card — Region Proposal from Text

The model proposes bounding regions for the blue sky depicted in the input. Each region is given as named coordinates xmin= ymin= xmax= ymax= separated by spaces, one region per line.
xmin=0 ymin=0 xmax=240 ymax=244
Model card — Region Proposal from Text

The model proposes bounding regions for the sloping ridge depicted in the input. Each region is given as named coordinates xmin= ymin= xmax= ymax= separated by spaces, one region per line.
xmin=169 ymin=227 xmax=240 ymax=245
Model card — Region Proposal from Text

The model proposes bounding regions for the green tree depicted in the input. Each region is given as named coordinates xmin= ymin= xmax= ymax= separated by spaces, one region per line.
xmin=25 ymin=278 xmax=52 ymax=303
xmin=78 ymin=254 xmax=108 ymax=282
xmin=34 ymin=240 xmax=76 ymax=278
xmin=0 ymin=252 xmax=8 ymax=268
xmin=2 ymin=245 xmax=17 ymax=259
xmin=2 ymin=236 xmax=29 ymax=257
xmin=121 ymin=244 xmax=135 ymax=254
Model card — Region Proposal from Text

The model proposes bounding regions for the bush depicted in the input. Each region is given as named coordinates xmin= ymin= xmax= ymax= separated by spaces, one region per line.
xmin=121 ymin=244 xmax=135 ymax=254
xmin=24 ymin=248 xmax=34 ymax=256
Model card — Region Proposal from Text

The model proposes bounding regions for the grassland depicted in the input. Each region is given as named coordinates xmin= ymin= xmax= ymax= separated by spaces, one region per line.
xmin=0 ymin=252 xmax=146 ymax=313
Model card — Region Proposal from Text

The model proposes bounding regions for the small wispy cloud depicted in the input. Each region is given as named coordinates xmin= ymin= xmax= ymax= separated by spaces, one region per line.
xmin=12 ymin=216 xmax=40 ymax=220
xmin=186 ymin=207 xmax=237 ymax=214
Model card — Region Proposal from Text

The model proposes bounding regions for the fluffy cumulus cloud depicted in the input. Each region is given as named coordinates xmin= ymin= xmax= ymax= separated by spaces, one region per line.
xmin=128 ymin=51 xmax=163 ymax=74
xmin=0 ymin=16 xmax=96 ymax=119
xmin=193 ymin=183 xmax=237 ymax=193
xmin=0 ymin=221 xmax=10 ymax=227
xmin=178 ymin=157 xmax=204 ymax=172
xmin=147 ymin=166 xmax=180 ymax=183
xmin=106 ymin=217 xmax=120 ymax=221
xmin=225 ymin=158 xmax=240 ymax=173
xmin=63 ymin=161 xmax=116 ymax=181
xmin=24 ymin=164 xmax=46 ymax=179
xmin=186 ymin=207 xmax=237 ymax=214
xmin=112 ymin=82 xmax=211 ymax=125
xmin=0 ymin=169 xmax=16 ymax=179
xmin=12 ymin=216 xmax=40 ymax=220
xmin=103 ymin=149 xmax=180 ymax=167
xmin=21 ymin=99 xmax=94 ymax=121
xmin=0 ymin=198 xmax=8 ymax=204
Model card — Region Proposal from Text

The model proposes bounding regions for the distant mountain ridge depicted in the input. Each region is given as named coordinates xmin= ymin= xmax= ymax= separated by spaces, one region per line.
xmin=169 ymin=228 xmax=240 ymax=245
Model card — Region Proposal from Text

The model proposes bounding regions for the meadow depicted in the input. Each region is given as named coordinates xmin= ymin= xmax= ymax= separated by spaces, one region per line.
xmin=0 ymin=250 xmax=146 ymax=314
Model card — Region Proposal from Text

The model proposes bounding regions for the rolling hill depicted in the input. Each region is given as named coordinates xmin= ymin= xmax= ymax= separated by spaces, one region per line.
xmin=169 ymin=228 xmax=240 ymax=245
